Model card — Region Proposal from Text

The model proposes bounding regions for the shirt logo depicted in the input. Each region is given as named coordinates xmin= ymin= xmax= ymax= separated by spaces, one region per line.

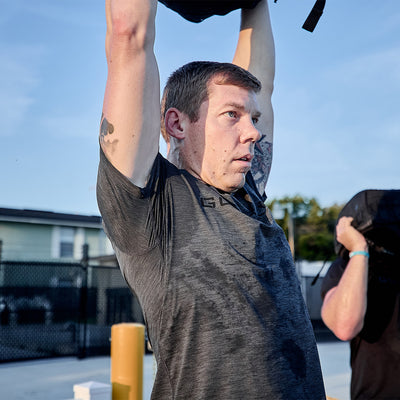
xmin=201 ymin=196 xmax=230 ymax=208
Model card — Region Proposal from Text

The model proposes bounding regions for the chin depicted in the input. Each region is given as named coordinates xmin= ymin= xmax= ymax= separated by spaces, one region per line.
xmin=205 ymin=173 xmax=246 ymax=193
xmin=223 ymin=179 xmax=245 ymax=193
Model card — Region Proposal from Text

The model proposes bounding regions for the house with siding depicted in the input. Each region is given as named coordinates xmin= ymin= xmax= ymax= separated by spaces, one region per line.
xmin=0 ymin=207 xmax=113 ymax=261
xmin=0 ymin=208 xmax=145 ymax=361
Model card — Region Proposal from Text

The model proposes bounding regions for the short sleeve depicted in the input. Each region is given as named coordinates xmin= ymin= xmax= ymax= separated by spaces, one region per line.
xmin=96 ymin=147 xmax=164 ymax=255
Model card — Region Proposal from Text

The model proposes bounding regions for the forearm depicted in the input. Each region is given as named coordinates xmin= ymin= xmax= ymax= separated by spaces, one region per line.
xmin=234 ymin=0 xmax=275 ymax=95
xmin=105 ymin=0 xmax=112 ymax=61
xmin=106 ymin=0 xmax=157 ymax=66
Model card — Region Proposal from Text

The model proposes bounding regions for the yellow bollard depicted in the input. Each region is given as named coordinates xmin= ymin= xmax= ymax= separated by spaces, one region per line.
xmin=111 ymin=323 xmax=145 ymax=400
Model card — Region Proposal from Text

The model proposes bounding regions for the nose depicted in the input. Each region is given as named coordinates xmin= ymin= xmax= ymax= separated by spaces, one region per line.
xmin=239 ymin=120 xmax=262 ymax=144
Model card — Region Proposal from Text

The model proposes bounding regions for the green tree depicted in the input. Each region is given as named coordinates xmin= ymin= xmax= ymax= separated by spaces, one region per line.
xmin=267 ymin=196 xmax=343 ymax=261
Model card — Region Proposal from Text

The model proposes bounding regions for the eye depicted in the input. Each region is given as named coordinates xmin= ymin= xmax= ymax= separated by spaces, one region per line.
xmin=226 ymin=111 xmax=237 ymax=119
xmin=252 ymin=116 xmax=259 ymax=125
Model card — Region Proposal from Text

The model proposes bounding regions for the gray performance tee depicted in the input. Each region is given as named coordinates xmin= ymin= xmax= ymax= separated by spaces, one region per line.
xmin=97 ymin=150 xmax=326 ymax=400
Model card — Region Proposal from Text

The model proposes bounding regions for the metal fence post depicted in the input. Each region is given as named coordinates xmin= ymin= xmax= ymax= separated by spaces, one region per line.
xmin=0 ymin=240 xmax=3 ymax=286
xmin=78 ymin=244 xmax=89 ymax=359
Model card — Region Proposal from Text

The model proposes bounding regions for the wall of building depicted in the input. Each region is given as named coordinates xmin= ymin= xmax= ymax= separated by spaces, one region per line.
xmin=0 ymin=222 xmax=52 ymax=260
xmin=0 ymin=220 xmax=112 ymax=262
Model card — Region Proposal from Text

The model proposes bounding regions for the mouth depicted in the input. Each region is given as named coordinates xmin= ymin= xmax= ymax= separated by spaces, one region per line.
xmin=235 ymin=153 xmax=253 ymax=163
xmin=233 ymin=153 xmax=253 ymax=170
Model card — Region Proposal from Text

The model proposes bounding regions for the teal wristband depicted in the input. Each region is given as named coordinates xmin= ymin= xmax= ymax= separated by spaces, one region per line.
xmin=349 ymin=250 xmax=369 ymax=258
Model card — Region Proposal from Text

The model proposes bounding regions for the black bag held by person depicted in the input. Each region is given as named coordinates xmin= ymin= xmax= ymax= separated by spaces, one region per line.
xmin=335 ymin=189 xmax=400 ymax=259
xmin=334 ymin=189 xmax=400 ymax=343
xmin=158 ymin=0 xmax=262 ymax=23
xmin=159 ymin=0 xmax=326 ymax=32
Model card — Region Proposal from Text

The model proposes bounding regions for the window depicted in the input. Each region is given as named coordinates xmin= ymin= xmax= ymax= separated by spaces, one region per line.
xmin=59 ymin=227 xmax=74 ymax=258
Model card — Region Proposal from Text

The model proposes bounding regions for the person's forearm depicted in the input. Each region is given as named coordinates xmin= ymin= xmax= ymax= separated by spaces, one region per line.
xmin=234 ymin=0 xmax=275 ymax=95
xmin=106 ymin=0 xmax=157 ymax=62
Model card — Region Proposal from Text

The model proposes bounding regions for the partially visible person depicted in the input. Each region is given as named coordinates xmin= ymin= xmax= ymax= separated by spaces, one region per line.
xmin=321 ymin=216 xmax=400 ymax=399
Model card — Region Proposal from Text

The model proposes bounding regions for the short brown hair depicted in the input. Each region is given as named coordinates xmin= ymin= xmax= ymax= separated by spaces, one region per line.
xmin=160 ymin=61 xmax=261 ymax=142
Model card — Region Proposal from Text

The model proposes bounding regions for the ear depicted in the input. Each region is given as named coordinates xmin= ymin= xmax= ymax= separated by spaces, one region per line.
xmin=164 ymin=108 xmax=187 ymax=140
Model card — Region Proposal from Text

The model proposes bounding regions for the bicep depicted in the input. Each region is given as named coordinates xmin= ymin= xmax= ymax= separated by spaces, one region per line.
xmin=321 ymin=287 xmax=337 ymax=312
xmin=320 ymin=286 xmax=339 ymax=329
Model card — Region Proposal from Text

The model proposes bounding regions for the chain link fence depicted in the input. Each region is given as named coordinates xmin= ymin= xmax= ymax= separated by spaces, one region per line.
xmin=0 ymin=260 xmax=143 ymax=363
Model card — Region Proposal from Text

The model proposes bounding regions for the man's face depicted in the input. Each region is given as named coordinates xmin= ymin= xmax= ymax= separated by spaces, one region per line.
xmin=181 ymin=80 xmax=261 ymax=192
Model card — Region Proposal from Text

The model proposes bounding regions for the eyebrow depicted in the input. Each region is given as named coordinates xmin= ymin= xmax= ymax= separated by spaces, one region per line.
xmin=224 ymin=102 xmax=262 ymax=119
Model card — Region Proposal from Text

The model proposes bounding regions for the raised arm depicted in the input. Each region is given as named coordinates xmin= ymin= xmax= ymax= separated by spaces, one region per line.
xmin=321 ymin=217 xmax=369 ymax=341
xmin=101 ymin=0 xmax=160 ymax=188
xmin=233 ymin=0 xmax=275 ymax=194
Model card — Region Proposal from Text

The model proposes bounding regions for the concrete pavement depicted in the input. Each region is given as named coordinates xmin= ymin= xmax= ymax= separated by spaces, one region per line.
xmin=0 ymin=341 xmax=351 ymax=400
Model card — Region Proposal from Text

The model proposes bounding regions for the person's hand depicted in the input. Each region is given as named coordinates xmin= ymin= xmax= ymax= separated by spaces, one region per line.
xmin=336 ymin=216 xmax=367 ymax=253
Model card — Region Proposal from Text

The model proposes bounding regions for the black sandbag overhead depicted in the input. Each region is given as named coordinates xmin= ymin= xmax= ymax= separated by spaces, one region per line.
xmin=158 ymin=0 xmax=262 ymax=23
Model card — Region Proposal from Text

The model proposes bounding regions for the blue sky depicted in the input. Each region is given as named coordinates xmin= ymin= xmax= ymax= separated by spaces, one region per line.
xmin=1 ymin=0 xmax=399 ymax=216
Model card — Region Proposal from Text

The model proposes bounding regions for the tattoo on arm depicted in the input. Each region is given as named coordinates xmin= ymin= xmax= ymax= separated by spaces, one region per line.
xmin=100 ymin=113 xmax=114 ymax=141
xmin=252 ymin=135 xmax=273 ymax=194
xmin=100 ymin=112 xmax=118 ymax=153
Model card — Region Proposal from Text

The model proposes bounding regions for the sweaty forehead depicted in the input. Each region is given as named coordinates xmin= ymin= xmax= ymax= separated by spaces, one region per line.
xmin=208 ymin=82 xmax=259 ymax=111
xmin=208 ymin=80 xmax=255 ymax=99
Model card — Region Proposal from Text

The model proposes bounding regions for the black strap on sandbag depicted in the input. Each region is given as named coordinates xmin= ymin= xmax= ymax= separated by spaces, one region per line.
xmin=274 ymin=0 xmax=326 ymax=32
xmin=302 ymin=0 xmax=326 ymax=32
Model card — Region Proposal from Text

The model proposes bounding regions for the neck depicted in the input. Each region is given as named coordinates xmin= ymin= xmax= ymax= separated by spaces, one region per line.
xmin=167 ymin=143 xmax=182 ymax=169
